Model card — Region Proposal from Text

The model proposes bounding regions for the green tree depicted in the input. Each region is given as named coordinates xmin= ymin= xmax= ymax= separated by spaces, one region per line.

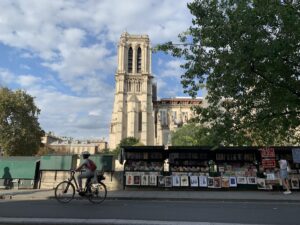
xmin=0 ymin=87 xmax=44 ymax=156
xmin=158 ymin=0 xmax=300 ymax=146
xmin=171 ymin=122 xmax=220 ymax=146
xmin=112 ymin=137 xmax=141 ymax=156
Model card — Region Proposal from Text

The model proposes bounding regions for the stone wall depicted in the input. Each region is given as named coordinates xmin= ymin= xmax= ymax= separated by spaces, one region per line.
xmin=39 ymin=160 xmax=124 ymax=190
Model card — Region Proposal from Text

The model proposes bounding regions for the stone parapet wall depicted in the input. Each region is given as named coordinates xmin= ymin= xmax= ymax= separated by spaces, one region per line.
xmin=39 ymin=170 xmax=124 ymax=191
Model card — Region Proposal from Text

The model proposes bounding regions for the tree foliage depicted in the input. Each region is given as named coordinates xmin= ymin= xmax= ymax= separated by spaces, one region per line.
xmin=157 ymin=0 xmax=300 ymax=146
xmin=111 ymin=137 xmax=141 ymax=156
xmin=0 ymin=87 xmax=44 ymax=156
xmin=171 ymin=122 xmax=218 ymax=146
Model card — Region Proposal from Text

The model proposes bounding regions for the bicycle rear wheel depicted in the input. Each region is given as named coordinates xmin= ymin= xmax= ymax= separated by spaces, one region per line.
xmin=88 ymin=182 xmax=107 ymax=204
xmin=55 ymin=181 xmax=75 ymax=203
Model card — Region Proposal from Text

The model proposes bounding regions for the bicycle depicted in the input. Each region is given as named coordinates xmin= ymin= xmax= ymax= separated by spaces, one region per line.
xmin=54 ymin=170 xmax=107 ymax=204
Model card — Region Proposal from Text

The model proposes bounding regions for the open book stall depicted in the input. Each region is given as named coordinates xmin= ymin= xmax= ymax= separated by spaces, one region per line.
xmin=168 ymin=146 xmax=259 ymax=189
xmin=123 ymin=146 xmax=166 ymax=187
xmin=257 ymin=147 xmax=300 ymax=190
xmin=122 ymin=146 xmax=300 ymax=190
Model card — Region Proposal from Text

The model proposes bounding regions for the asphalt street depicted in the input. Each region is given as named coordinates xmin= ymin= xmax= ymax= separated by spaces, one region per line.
xmin=0 ymin=199 xmax=299 ymax=225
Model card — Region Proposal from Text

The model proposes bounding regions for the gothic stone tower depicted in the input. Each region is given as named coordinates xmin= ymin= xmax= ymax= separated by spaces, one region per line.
xmin=109 ymin=33 xmax=155 ymax=149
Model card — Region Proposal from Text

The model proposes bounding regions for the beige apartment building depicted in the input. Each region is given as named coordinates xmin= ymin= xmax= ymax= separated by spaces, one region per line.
xmin=109 ymin=33 xmax=204 ymax=149
xmin=42 ymin=133 xmax=108 ymax=154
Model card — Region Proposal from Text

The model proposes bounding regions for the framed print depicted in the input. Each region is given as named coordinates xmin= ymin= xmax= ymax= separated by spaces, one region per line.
xmin=141 ymin=175 xmax=149 ymax=186
xmin=190 ymin=176 xmax=199 ymax=187
xmin=199 ymin=176 xmax=208 ymax=187
xmin=165 ymin=176 xmax=172 ymax=187
xmin=133 ymin=175 xmax=141 ymax=185
xmin=126 ymin=174 xmax=134 ymax=185
xmin=172 ymin=175 xmax=180 ymax=187
xmin=291 ymin=178 xmax=299 ymax=189
xmin=207 ymin=177 xmax=214 ymax=188
xmin=222 ymin=177 xmax=230 ymax=188
xmin=214 ymin=177 xmax=222 ymax=188
xmin=157 ymin=175 xmax=165 ymax=187
xmin=181 ymin=175 xmax=189 ymax=186
xmin=149 ymin=175 xmax=157 ymax=186
xmin=229 ymin=177 xmax=237 ymax=187
xmin=237 ymin=177 xmax=247 ymax=184
xmin=257 ymin=178 xmax=266 ymax=189
xmin=247 ymin=177 xmax=257 ymax=185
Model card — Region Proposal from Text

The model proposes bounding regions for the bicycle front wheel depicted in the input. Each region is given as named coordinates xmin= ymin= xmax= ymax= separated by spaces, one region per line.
xmin=88 ymin=182 xmax=107 ymax=204
xmin=55 ymin=181 xmax=75 ymax=203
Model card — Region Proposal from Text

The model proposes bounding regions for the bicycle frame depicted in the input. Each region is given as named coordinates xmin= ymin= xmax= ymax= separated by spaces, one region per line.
xmin=68 ymin=171 xmax=93 ymax=192
xmin=68 ymin=171 xmax=80 ymax=190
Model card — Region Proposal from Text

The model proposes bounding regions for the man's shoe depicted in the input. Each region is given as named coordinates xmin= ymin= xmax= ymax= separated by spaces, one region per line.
xmin=283 ymin=190 xmax=292 ymax=194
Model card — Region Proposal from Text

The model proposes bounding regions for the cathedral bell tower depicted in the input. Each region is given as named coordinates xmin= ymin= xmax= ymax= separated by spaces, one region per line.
xmin=109 ymin=33 xmax=155 ymax=149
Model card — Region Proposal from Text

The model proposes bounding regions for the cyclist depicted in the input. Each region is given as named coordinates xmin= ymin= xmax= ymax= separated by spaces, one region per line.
xmin=75 ymin=151 xmax=97 ymax=192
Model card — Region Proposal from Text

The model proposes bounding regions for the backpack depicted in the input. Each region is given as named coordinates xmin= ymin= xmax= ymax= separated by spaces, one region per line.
xmin=87 ymin=159 xmax=97 ymax=171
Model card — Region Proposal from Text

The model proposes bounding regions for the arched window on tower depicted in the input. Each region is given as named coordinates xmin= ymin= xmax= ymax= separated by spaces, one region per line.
xmin=128 ymin=47 xmax=133 ymax=73
xmin=137 ymin=47 xmax=142 ymax=73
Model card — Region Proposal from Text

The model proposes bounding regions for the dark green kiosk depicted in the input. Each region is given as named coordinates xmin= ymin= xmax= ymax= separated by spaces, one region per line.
xmin=0 ymin=156 xmax=40 ymax=189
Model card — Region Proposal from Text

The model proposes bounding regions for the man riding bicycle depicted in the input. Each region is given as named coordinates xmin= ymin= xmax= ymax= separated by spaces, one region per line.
xmin=75 ymin=151 xmax=97 ymax=192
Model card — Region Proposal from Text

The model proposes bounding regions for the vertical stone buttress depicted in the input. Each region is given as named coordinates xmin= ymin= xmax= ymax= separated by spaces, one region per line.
xmin=109 ymin=33 xmax=154 ymax=149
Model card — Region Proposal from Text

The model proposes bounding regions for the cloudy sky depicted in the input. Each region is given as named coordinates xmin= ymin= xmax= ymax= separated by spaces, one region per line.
xmin=0 ymin=0 xmax=200 ymax=141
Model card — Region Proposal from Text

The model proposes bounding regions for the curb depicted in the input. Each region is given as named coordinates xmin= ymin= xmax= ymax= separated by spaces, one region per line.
xmin=0 ymin=217 xmax=265 ymax=225
xmin=2 ymin=194 xmax=300 ymax=203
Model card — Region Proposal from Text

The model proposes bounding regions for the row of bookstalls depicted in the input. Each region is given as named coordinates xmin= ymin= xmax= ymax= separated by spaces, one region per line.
xmin=0 ymin=154 xmax=114 ymax=190
xmin=122 ymin=146 xmax=300 ymax=191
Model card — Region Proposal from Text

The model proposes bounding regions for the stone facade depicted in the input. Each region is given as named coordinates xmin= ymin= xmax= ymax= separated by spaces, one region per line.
xmin=42 ymin=133 xmax=108 ymax=155
xmin=153 ymin=97 xmax=203 ymax=146
xmin=109 ymin=33 xmax=203 ymax=149
xmin=109 ymin=33 xmax=155 ymax=149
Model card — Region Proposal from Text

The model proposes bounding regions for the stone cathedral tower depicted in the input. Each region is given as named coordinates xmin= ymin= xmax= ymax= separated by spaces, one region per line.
xmin=109 ymin=33 xmax=155 ymax=149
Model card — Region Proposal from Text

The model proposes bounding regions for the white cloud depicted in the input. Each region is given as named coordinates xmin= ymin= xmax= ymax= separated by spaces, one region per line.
xmin=18 ymin=75 xmax=41 ymax=87
xmin=0 ymin=0 xmax=193 ymax=140
xmin=29 ymin=86 xmax=114 ymax=139
xmin=0 ymin=68 xmax=15 ymax=85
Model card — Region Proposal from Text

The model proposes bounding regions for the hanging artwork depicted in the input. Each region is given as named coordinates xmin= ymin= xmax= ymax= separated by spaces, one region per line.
xmin=199 ymin=176 xmax=208 ymax=187
xmin=141 ymin=175 xmax=149 ymax=186
xmin=257 ymin=178 xmax=267 ymax=189
xmin=157 ymin=175 xmax=165 ymax=187
xmin=133 ymin=175 xmax=141 ymax=185
xmin=237 ymin=177 xmax=247 ymax=184
xmin=190 ymin=176 xmax=199 ymax=187
xmin=172 ymin=175 xmax=180 ymax=187
xmin=213 ymin=177 xmax=222 ymax=188
xmin=165 ymin=176 xmax=172 ymax=187
xmin=181 ymin=175 xmax=189 ymax=186
xmin=222 ymin=177 xmax=230 ymax=188
xmin=207 ymin=177 xmax=214 ymax=188
xmin=247 ymin=177 xmax=257 ymax=185
xmin=291 ymin=178 xmax=300 ymax=189
xmin=149 ymin=175 xmax=157 ymax=186
xmin=126 ymin=174 xmax=134 ymax=185
xmin=229 ymin=177 xmax=237 ymax=187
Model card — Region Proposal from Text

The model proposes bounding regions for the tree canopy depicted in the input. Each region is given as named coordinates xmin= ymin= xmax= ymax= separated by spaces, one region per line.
xmin=171 ymin=122 xmax=218 ymax=146
xmin=111 ymin=136 xmax=141 ymax=156
xmin=158 ymin=0 xmax=300 ymax=146
xmin=0 ymin=87 xmax=44 ymax=155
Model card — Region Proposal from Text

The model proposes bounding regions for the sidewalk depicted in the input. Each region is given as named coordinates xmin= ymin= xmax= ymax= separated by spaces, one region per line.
xmin=1 ymin=188 xmax=300 ymax=202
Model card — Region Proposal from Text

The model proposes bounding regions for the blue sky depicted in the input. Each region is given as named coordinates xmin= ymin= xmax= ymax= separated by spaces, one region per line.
xmin=0 ymin=0 xmax=202 ymax=141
